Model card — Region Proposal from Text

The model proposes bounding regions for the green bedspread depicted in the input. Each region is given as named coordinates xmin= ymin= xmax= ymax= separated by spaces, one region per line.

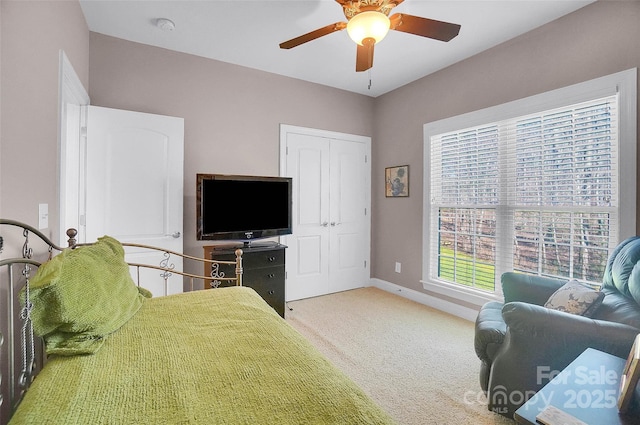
xmin=10 ymin=287 xmax=395 ymax=424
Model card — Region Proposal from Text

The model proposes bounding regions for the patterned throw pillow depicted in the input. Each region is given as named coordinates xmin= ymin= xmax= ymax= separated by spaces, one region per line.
xmin=544 ymin=280 xmax=604 ymax=317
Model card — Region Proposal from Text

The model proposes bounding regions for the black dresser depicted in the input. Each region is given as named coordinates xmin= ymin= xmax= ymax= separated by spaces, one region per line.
xmin=204 ymin=243 xmax=286 ymax=318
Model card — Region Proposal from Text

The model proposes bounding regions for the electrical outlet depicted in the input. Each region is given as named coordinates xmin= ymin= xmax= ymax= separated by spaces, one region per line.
xmin=395 ymin=262 xmax=401 ymax=273
xmin=38 ymin=203 xmax=49 ymax=229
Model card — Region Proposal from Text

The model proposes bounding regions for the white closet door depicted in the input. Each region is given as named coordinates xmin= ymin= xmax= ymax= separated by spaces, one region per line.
xmin=284 ymin=133 xmax=331 ymax=300
xmin=328 ymin=140 xmax=370 ymax=293
xmin=281 ymin=125 xmax=371 ymax=301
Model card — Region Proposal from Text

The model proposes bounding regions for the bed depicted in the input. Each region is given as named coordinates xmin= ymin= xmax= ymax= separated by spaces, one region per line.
xmin=0 ymin=219 xmax=394 ymax=424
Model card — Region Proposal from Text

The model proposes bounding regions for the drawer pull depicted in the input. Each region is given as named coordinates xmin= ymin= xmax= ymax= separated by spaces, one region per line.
xmin=268 ymin=290 xmax=275 ymax=295
xmin=267 ymin=273 xmax=275 ymax=279
xmin=267 ymin=256 xmax=276 ymax=262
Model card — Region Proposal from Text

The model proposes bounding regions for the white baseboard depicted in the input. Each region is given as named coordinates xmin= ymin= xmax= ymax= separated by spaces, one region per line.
xmin=368 ymin=278 xmax=479 ymax=322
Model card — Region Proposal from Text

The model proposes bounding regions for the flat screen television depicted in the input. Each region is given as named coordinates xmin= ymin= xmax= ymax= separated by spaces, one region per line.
xmin=196 ymin=174 xmax=293 ymax=245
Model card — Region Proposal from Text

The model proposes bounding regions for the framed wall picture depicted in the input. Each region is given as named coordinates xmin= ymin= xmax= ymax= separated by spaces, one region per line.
xmin=385 ymin=165 xmax=409 ymax=197
xmin=618 ymin=333 xmax=640 ymax=412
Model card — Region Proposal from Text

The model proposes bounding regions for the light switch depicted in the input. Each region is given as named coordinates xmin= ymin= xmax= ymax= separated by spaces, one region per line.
xmin=38 ymin=203 xmax=49 ymax=229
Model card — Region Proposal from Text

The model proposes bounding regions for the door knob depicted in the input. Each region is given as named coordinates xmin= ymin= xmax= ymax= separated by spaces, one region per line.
xmin=169 ymin=231 xmax=181 ymax=238
xmin=321 ymin=222 xmax=329 ymax=227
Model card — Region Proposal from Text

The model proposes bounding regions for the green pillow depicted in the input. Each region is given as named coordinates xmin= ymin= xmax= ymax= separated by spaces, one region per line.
xmin=24 ymin=236 xmax=151 ymax=355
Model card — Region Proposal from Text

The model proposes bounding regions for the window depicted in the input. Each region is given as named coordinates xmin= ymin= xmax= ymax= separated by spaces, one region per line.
xmin=423 ymin=69 xmax=636 ymax=303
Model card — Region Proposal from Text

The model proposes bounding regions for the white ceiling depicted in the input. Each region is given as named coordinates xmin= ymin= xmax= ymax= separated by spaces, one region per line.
xmin=79 ymin=0 xmax=595 ymax=98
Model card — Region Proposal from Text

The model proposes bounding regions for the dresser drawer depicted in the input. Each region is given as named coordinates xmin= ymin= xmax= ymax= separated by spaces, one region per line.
xmin=213 ymin=265 xmax=284 ymax=288
xmin=247 ymin=273 xmax=285 ymax=317
xmin=243 ymin=265 xmax=285 ymax=287
xmin=215 ymin=248 xmax=284 ymax=270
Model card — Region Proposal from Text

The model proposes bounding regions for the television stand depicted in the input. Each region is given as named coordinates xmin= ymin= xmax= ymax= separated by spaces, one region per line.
xmin=203 ymin=243 xmax=287 ymax=318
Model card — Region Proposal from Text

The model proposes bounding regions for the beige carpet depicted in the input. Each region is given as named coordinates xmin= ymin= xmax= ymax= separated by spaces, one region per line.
xmin=285 ymin=287 xmax=514 ymax=425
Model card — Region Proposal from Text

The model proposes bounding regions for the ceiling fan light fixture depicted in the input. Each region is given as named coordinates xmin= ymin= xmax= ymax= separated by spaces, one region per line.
xmin=346 ymin=11 xmax=390 ymax=45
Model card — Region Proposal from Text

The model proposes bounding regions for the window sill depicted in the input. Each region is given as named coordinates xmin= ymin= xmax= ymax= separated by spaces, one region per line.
xmin=421 ymin=278 xmax=503 ymax=307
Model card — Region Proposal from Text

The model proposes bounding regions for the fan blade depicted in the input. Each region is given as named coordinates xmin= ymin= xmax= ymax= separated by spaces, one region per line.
xmin=355 ymin=38 xmax=375 ymax=72
xmin=279 ymin=22 xmax=347 ymax=49
xmin=389 ymin=13 xmax=460 ymax=42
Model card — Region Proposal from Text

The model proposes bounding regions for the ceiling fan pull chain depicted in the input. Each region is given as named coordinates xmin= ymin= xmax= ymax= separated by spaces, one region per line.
xmin=368 ymin=70 xmax=372 ymax=90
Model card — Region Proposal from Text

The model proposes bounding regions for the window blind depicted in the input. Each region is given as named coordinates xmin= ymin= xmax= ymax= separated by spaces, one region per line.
xmin=431 ymin=125 xmax=499 ymax=207
xmin=429 ymin=94 xmax=619 ymax=289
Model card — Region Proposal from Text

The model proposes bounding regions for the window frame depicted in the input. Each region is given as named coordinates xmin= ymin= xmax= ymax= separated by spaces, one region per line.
xmin=422 ymin=68 xmax=637 ymax=306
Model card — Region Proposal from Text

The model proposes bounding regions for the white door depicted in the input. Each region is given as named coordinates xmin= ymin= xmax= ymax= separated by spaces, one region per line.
xmin=284 ymin=133 xmax=331 ymax=300
xmin=85 ymin=106 xmax=184 ymax=297
xmin=281 ymin=125 xmax=371 ymax=301
xmin=328 ymin=140 xmax=370 ymax=294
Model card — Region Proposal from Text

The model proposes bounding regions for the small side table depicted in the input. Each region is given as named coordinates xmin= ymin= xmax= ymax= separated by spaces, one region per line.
xmin=514 ymin=348 xmax=640 ymax=425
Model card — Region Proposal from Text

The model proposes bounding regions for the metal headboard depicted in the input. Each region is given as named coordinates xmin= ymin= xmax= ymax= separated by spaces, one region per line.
xmin=0 ymin=219 xmax=243 ymax=424
xmin=67 ymin=228 xmax=244 ymax=294
xmin=0 ymin=219 xmax=65 ymax=425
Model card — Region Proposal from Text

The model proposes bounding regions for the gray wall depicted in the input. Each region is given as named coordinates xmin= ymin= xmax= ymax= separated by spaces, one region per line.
xmin=371 ymin=1 xmax=640 ymax=305
xmin=88 ymin=33 xmax=375 ymax=263
xmin=0 ymin=0 xmax=89 ymax=242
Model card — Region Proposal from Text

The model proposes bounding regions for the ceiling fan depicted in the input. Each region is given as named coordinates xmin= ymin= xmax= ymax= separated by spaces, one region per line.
xmin=279 ymin=0 xmax=461 ymax=72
